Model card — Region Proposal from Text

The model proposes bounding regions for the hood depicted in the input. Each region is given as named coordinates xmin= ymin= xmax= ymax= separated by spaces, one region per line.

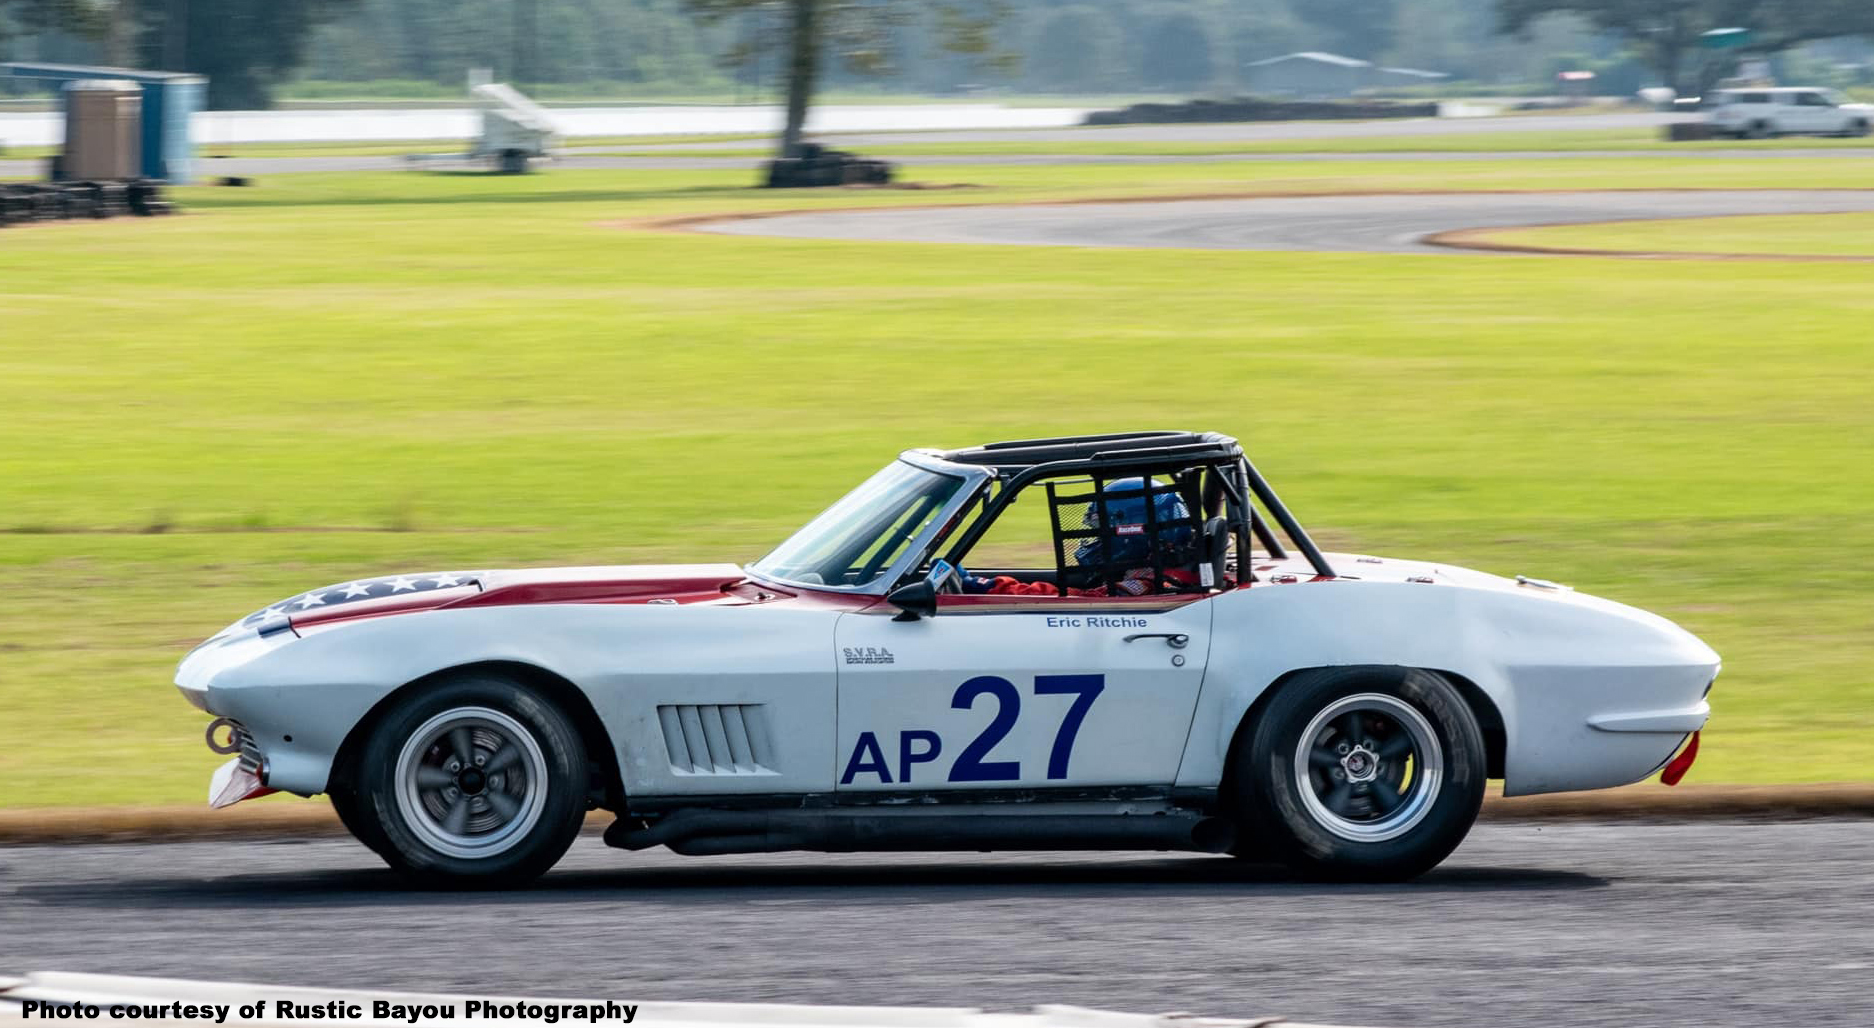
xmin=1262 ymin=551 xmax=1698 ymax=636
xmin=232 ymin=564 xmax=748 ymax=634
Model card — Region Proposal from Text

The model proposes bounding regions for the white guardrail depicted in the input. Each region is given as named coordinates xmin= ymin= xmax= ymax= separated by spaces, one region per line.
xmin=0 ymin=973 xmax=1368 ymax=1028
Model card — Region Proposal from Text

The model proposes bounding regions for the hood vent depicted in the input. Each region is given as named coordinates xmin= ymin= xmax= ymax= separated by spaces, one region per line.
xmin=656 ymin=704 xmax=777 ymax=776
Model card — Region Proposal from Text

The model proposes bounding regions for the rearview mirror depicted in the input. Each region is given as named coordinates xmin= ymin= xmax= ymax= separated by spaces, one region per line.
xmin=887 ymin=579 xmax=938 ymax=622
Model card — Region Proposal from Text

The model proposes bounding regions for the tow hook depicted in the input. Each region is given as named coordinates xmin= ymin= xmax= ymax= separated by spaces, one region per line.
xmin=205 ymin=717 xmax=242 ymax=755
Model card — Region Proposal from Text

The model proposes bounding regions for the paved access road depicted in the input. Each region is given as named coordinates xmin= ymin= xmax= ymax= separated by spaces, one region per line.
xmin=700 ymin=189 xmax=1874 ymax=254
xmin=4 ymin=821 xmax=1871 ymax=1028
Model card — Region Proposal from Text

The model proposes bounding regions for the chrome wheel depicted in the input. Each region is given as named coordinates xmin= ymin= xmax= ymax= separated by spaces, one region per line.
xmin=393 ymin=706 xmax=548 ymax=860
xmin=1294 ymin=692 xmax=1443 ymax=843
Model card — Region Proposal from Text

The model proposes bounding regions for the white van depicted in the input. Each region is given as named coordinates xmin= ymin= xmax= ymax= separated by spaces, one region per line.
xmin=1707 ymin=88 xmax=1872 ymax=138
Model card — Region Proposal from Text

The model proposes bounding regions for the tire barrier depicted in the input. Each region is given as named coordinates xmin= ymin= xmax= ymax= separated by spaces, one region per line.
xmin=1085 ymin=97 xmax=1440 ymax=126
xmin=0 ymin=179 xmax=171 ymax=229
xmin=764 ymin=143 xmax=894 ymax=189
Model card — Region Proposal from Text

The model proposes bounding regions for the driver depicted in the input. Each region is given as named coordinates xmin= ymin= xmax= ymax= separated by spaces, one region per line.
xmin=962 ymin=478 xmax=1199 ymax=597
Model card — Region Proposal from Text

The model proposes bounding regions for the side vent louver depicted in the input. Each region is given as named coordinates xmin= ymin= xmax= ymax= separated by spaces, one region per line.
xmin=656 ymin=703 xmax=778 ymax=776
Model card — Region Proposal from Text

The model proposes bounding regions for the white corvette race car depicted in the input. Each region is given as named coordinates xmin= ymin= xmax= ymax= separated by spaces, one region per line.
xmin=176 ymin=431 xmax=1717 ymax=885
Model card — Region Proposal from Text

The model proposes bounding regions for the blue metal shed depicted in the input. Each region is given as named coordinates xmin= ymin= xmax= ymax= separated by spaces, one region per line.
xmin=1 ymin=62 xmax=206 ymax=183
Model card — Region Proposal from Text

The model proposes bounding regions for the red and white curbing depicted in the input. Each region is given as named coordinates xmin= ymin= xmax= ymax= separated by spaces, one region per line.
xmin=0 ymin=974 xmax=1370 ymax=1028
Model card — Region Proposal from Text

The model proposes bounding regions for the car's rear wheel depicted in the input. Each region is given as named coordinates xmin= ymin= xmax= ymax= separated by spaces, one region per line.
xmin=356 ymin=674 xmax=586 ymax=886
xmin=1746 ymin=120 xmax=1772 ymax=139
xmin=1230 ymin=666 xmax=1485 ymax=881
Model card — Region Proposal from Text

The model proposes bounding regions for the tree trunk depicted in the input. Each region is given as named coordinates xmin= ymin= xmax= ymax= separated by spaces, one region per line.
xmin=777 ymin=0 xmax=818 ymax=159
xmin=1649 ymin=34 xmax=1682 ymax=97
xmin=106 ymin=0 xmax=138 ymax=68
xmin=162 ymin=0 xmax=188 ymax=71
xmin=1694 ymin=52 xmax=1732 ymax=98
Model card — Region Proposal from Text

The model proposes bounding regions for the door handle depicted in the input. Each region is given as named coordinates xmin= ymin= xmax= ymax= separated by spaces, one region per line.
xmin=1123 ymin=632 xmax=1189 ymax=649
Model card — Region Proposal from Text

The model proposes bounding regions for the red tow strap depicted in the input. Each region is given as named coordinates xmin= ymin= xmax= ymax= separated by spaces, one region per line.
xmin=1660 ymin=731 xmax=1700 ymax=786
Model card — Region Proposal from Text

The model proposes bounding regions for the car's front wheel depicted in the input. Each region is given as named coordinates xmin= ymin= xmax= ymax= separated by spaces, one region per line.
xmin=355 ymin=674 xmax=587 ymax=886
xmin=1231 ymin=666 xmax=1486 ymax=881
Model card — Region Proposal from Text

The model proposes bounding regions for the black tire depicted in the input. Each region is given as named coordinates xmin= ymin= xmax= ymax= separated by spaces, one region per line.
xmin=328 ymin=786 xmax=391 ymax=857
xmin=354 ymin=674 xmax=587 ymax=886
xmin=1850 ymin=120 xmax=1870 ymax=139
xmin=1230 ymin=666 xmax=1486 ymax=882
xmin=1746 ymin=121 xmax=1771 ymax=140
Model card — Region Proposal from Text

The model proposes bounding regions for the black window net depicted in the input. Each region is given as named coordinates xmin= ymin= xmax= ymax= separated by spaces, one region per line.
xmin=1046 ymin=476 xmax=1205 ymax=597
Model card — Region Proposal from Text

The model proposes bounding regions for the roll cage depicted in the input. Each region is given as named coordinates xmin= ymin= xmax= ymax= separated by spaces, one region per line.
xmin=904 ymin=431 xmax=1336 ymax=593
xmin=748 ymin=431 xmax=1335 ymax=597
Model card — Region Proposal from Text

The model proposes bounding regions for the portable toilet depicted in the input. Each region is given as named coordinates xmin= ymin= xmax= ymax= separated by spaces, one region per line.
xmin=141 ymin=74 xmax=205 ymax=182
xmin=1 ymin=63 xmax=205 ymax=182
xmin=63 ymin=79 xmax=142 ymax=180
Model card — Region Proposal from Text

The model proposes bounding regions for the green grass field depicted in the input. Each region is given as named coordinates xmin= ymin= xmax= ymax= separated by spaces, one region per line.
xmin=3 ymin=154 xmax=1871 ymax=808
xmin=1480 ymin=212 xmax=1874 ymax=257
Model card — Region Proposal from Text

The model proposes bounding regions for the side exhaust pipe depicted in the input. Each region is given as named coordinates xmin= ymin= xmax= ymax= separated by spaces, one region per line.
xmin=604 ymin=808 xmax=1236 ymax=856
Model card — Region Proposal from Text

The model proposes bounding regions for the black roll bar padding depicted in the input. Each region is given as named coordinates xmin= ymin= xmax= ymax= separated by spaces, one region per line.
xmin=976 ymin=430 xmax=1192 ymax=452
xmin=1216 ymin=463 xmax=1259 ymax=581
xmin=1200 ymin=466 xmax=1224 ymax=520
xmin=1249 ymin=508 xmax=1286 ymax=560
xmin=1241 ymin=456 xmax=1335 ymax=579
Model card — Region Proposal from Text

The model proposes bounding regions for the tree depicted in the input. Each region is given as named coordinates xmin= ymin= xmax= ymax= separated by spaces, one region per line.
xmin=0 ymin=0 xmax=107 ymax=44
xmin=1293 ymin=0 xmax=1398 ymax=60
xmin=1135 ymin=6 xmax=1216 ymax=94
xmin=1025 ymin=5 xmax=1120 ymax=94
xmin=145 ymin=0 xmax=361 ymax=108
xmin=1499 ymin=0 xmax=1874 ymax=95
xmin=1 ymin=0 xmax=356 ymax=107
xmin=685 ymin=0 xmax=1014 ymax=161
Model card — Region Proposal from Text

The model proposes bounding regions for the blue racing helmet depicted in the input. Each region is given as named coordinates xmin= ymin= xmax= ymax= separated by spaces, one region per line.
xmin=1075 ymin=478 xmax=1193 ymax=568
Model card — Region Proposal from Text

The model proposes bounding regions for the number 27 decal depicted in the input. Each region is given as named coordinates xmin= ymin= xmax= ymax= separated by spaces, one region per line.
xmin=840 ymin=674 xmax=1105 ymax=785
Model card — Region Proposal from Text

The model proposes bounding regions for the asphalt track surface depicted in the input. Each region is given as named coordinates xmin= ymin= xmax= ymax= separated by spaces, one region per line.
xmin=5 ymin=821 xmax=1872 ymax=1027
xmin=700 ymin=190 xmax=1874 ymax=254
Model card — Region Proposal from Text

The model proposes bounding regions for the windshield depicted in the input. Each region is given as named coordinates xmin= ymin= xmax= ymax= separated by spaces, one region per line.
xmin=752 ymin=460 xmax=968 ymax=590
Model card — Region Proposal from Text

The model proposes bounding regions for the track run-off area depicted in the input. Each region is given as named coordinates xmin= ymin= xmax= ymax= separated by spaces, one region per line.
xmin=694 ymin=189 xmax=1874 ymax=257
xmin=3 ymin=822 xmax=1872 ymax=1028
